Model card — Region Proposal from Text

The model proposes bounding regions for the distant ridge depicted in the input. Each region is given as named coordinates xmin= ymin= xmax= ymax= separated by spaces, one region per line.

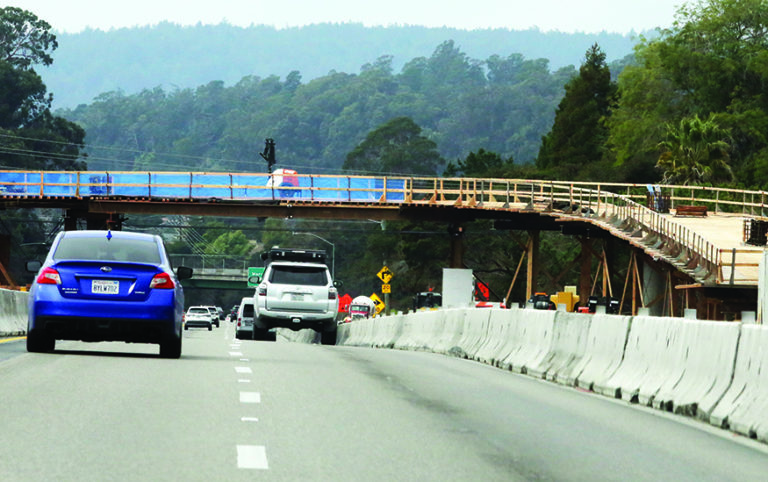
xmin=43 ymin=22 xmax=644 ymax=108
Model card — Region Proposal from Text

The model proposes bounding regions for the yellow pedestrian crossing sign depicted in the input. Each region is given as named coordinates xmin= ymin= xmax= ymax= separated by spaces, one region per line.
xmin=370 ymin=293 xmax=385 ymax=314
xmin=377 ymin=266 xmax=394 ymax=284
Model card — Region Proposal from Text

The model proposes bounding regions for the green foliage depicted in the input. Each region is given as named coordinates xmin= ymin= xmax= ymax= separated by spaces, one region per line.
xmin=59 ymin=41 xmax=586 ymax=172
xmin=656 ymin=114 xmax=733 ymax=185
xmin=608 ymin=0 xmax=768 ymax=187
xmin=0 ymin=7 xmax=85 ymax=170
xmin=343 ymin=116 xmax=444 ymax=175
xmin=444 ymin=148 xmax=513 ymax=177
xmin=536 ymin=44 xmax=617 ymax=180
xmin=0 ymin=7 xmax=57 ymax=68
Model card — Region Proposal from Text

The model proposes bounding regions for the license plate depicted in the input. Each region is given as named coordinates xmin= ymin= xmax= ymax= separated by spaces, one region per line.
xmin=92 ymin=279 xmax=119 ymax=294
xmin=291 ymin=294 xmax=303 ymax=301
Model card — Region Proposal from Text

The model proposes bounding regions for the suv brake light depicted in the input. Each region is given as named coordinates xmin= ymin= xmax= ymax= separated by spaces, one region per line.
xmin=328 ymin=288 xmax=337 ymax=300
xmin=150 ymin=272 xmax=175 ymax=289
xmin=258 ymin=286 xmax=267 ymax=296
xmin=36 ymin=267 xmax=61 ymax=285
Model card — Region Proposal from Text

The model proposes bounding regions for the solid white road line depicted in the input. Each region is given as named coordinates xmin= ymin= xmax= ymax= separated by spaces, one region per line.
xmin=240 ymin=392 xmax=261 ymax=403
xmin=235 ymin=366 xmax=253 ymax=374
xmin=236 ymin=445 xmax=268 ymax=469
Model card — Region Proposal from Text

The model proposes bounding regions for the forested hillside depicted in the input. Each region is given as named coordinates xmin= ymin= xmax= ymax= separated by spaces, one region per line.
xmin=59 ymin=40 xmax=598 ymax=172
xmin=43 ymin=22 xmax=642 ymax=109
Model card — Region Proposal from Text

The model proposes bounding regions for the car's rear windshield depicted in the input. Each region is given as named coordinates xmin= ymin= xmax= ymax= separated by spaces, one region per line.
xmin=54 ymin=237 xmax=161 ymax=264
xmin=269 ymin=265 xmax=328 ymax=286
xmin=241 ymin=304 xmax=254 ymax=317
xmin=188 ymin=308 xmax=208 ymax=314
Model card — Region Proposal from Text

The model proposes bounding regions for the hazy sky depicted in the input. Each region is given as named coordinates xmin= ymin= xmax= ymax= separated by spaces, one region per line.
xmin=17 ymin=1 xmax=682 ymax=34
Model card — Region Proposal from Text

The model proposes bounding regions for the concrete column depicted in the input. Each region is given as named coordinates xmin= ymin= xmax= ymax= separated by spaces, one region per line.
xmin=526 ymin=230 xmax=540 ymax=300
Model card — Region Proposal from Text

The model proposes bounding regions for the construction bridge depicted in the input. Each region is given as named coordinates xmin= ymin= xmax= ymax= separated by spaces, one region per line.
xmin=0 ymin=170 xmax=766 ymax=320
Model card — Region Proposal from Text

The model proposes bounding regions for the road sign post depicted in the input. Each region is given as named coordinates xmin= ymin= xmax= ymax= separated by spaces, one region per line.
xmin=376 ymin=265 xmax=394 ymax=315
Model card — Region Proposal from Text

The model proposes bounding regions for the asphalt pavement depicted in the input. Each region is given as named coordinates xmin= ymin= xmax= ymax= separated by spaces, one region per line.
xmin=1 ymin=326 xmax=768 ymax=481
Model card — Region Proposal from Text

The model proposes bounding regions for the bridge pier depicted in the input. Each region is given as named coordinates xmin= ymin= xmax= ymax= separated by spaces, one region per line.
xmin=64 ymin=209 xmax=125 ymax=231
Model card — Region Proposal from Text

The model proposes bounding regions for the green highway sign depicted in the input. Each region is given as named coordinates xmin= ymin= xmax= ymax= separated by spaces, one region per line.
xmin=247 ymin=267 xmax=265 ymax=287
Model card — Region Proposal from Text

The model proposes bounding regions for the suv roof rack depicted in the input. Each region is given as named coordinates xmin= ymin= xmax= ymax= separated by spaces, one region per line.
xmin=261 ymin=247 xmax=327 ymax=264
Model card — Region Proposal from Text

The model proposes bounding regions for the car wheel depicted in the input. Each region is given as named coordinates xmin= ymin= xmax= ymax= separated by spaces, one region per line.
xmin=184 ymin=325 xmax=189 ymax=330
xmin=208 ymin=324 xmax=212 ymax=331
xmin=215 ymin=321 xmax=220 ymax=328
xmin=27 ymin=330 xmax=55 ymax=353
xmin=321 ymin=328 xmax=337 ymax=346
xmin=160 ymin=334 xmax=182 ymax=359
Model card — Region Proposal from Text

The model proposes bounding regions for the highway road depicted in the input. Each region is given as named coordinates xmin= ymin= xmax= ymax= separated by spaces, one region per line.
xmin=1 ymin=326 xmax=768 ymax=481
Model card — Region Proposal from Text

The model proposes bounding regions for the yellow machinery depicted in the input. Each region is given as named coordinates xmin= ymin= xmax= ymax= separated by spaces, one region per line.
xmin=550 ymin=286 xmax=580 ymax=312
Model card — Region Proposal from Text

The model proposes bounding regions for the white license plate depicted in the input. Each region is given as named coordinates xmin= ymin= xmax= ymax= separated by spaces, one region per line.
xmin=291 ymin=294 xmax=303 ymax=301
xmin=92 ymin=279 xmax=119 ymax=294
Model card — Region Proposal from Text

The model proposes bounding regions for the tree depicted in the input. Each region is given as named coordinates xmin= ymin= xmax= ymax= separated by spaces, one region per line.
xmin=656 ymin=114 xmax=733 ymax=185
xmin=343 ymin=117 xmax=444 ymax=175
xmin=443 ymin=149 xmax=513 ymax=178
xmin=0 ymin=7 xmax=58 ymax=68
xmin=536 ymin=44 xmax=616 ymax=180
xmin=608 ymin=0 xmax=768 ymax=187
xmin=0 ymin=7 xmax=85 ymax=170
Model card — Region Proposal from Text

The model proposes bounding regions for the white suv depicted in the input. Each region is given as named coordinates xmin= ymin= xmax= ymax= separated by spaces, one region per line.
xmin=251 ymin=248 xmax=341 ymax=344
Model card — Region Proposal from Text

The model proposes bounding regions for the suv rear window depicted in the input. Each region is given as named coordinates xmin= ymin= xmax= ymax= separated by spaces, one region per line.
xmin=242 ymin=304 xmax=254 ymax=317
xmin=55 ymin=237 xmax=161 ymax=264
xmin=188 ymin=308 xmax=208 ymax=314
xmin=269 ymin=266 xmax=328 ymax=286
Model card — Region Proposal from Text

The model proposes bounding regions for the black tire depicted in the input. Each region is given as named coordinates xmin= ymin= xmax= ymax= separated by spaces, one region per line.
xmin=214 ymin=321 xmax=220 ymax=328
xmin=27 ymin=330 xmax=55 ymax=353
xmin=208 ymin=324 xmax=212 ymax=331
xmin=253 ymin=327 xmax=275 ymax=341
xmin=321 ymin=328 xmax=337 ymax=346
xmin=184 ymin=325 xmax=189 ymax=330
xmin=160 ymin=333 xmax=182 ymax=359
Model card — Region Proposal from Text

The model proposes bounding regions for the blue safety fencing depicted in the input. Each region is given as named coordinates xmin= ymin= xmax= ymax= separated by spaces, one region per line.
xmin=0 ymin=171 xmax=407 ymax=203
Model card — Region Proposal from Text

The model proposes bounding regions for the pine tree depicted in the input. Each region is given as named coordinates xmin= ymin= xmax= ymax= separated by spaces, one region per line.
xmin=536 ymin=44 xmax=616 ymax=180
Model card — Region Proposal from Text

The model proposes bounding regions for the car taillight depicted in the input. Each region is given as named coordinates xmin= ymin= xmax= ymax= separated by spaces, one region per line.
xmin=328 ymin=289 xmax=337 ymax=300
xmin=150 ymin=272 xmax=175 ymax=289
xmin=36 ymin=267 xmax=61 ymax=285
xmin=258 ymin=286 xmax=266 ymax=296
xmin=237 ymin=318 xmax=242 ymax=327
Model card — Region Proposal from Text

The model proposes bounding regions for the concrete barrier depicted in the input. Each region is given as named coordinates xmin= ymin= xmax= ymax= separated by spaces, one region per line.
xmin=597 ymin=316 xmax=677 ymax=401
xmin=371 ymin=314 xmax=405 ymax=349
xmin=498 ymin=309 xmax=555 ymax=374
xmin=454 ymin=308 xmax=492 ymax=359
xmin=709 ymin=324 xmax=768 ymax=439
xmin=0 ymin=288 xmax=28 ymax=336
xmin=393 ymin=310 xmax=444 ymax=351
xmin=432 ymin=308 xmax=466 ymax=356
xmin=474 ymin=309 xmax=518 ymax=365
xmin=652 ymin=320 xmax=740 ymax=416
xmin=522 ymin=311 xmax=591 ymax=383
xmin=572 ymin=314 xmax=631 ymax=392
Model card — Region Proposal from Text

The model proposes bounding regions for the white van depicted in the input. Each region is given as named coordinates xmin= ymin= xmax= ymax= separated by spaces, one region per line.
xmin=235 ymin=297 xmax=255 ymax=340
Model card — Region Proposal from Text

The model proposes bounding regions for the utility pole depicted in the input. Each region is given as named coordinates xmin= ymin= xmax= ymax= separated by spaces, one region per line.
xmin=260 ymin=138 xmax=276 ymax=173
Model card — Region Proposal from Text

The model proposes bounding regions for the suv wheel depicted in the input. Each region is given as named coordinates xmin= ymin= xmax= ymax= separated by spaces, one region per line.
xmin=253 ymin=327 xmax=276 ymax=342
xmin=321 ymin=328 xmax=337 ymax=346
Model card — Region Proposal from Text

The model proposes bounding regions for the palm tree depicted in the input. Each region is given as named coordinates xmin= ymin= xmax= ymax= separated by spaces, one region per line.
xmin=656 ymin=114 xmax=733 ymax=185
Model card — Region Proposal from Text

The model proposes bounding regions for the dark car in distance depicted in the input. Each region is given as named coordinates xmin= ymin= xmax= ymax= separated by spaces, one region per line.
xmin=26 ymin=230 xmax=193 ymax=358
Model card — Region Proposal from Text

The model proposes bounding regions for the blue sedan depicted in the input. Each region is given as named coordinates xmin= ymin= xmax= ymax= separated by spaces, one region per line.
xmin=26 ymin=230 xmax=193 ymax=358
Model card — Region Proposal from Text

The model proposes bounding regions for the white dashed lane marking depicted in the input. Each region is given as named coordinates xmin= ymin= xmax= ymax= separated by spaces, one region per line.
xmin=240 ymin=392 xmax=261 ymax=403
xmin=235 ymin=366 xmax=252 ymax=374
xmin=237 ymin=445 xmax=268 ymax=469
xmin=241 ymin=417 xmax=259 ymax=422
xmin=229 ymin=351 xmax=243 ymax=357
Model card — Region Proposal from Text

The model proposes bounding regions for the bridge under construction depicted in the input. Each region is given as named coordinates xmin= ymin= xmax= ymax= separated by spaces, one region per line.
xmin=1 ymin=170 xmax=765 ymax=320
